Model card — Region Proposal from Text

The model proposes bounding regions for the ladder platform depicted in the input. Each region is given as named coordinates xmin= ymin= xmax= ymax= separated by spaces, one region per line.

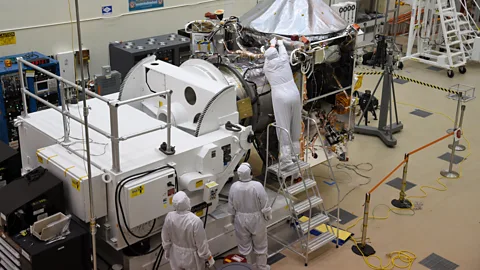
xmin=308 ymin=232 xmax=336 ymax=253
xmin=293 ymin=196 xmax=323 ymax=215
xmin=298 ymin=213 xmax=330 ymax=234
xmin=285 ymin=178 xmax=316 ymax=196
xmin=268 ymin=160 xmax=310 ymax=178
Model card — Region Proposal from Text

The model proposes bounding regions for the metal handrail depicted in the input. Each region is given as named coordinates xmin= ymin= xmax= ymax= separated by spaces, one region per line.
xmin=17 ymin=58 xmax=174 ymax=173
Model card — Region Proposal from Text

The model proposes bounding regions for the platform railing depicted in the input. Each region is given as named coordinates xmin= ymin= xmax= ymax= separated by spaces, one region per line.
xmin=17 ymin=57 xmax=173 ymax=173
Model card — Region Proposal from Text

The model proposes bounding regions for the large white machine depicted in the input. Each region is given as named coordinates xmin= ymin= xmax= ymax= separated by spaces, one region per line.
xmin=15 ymin=56 xmax=290 ymax=269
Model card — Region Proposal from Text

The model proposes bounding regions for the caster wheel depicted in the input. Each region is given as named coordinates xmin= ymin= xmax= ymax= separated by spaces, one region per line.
xmin=459 ymin=66 xmax=467 ymax=74
xmin=447 ymin=70 xmax=454 ymax=78
xmin=305 ymin=263 xmax=308 ymax=267
xmin=313 ymin=153 xmax=318 ymax=159
xmin=398 ymin=62 xmax=404 ymax=70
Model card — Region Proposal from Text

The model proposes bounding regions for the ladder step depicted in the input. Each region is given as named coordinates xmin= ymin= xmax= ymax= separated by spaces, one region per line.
xmin=464 ymin=39 xmax=475 ymax=44
xmin=458 ymin=21 xmax=469 ymax=25
xmin=448 ymin=40 xmax=462 ymax=46
xmin=293 ymin=196 xmax=323 ymax=215
xmin=307 ymin=232 xmax=336 ymax=253
xmin=298 ymin=213 xmax=330 ymax=234
xmin=286 ymin=178 xmax=317 ymax=196
xmin=451 ymin=51 xmax=464 ymax=57
xmin=268 ymin=160 xmax=310 ymax=179
xmin=444 ymin=18 xmax=456 ymax=24
xmin=442 ymin=7 xmax=455 ymax=12
xmin=447 ymin=29 xmax=457 ymax=35
xmin=460 ymin=30 xmax=474 ymax=35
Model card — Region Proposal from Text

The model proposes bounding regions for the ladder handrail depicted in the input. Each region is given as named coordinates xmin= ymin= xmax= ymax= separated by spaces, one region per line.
xmin=303 ymin=116 xmax=341 ymax=247
xmin=457 ymin=0 xmax=480 ymax=33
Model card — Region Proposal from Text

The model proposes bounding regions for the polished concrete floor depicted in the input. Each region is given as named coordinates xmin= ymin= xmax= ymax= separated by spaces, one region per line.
xmin=248 ymin=58 xmax=480 ymax=269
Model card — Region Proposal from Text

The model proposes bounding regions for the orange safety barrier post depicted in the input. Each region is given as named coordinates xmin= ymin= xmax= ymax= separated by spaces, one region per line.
xmin=352 ymin=193 xmax=376 ymax=257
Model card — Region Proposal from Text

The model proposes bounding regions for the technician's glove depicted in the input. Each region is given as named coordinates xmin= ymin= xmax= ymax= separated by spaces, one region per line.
xmin=270 ymin=37 xmax=277 ymax=47
xmin=262 ymin=207 xmax=273 ymax=221
xmin=278 ymin=39 xmax=284 ymax=46
xmin=207 ymin=256 xmax=215 ymax=268
xmin=165 ymin=248 xmax=171 ymax=261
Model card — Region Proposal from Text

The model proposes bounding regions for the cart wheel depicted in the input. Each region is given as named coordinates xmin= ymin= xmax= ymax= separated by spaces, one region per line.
xmin=398 ymin=62 xmax=404 ymax=70
xmin=313 ymin=153 xmax=318 ymax=159
xmin=459 ymin=66 xmax=467 ymax=74
xmin=447 ymin=70 xmax=454 ymax=78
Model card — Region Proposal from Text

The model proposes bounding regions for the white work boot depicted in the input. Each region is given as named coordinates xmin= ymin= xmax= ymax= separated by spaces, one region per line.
xmin=255 ymin=254 xmax=270 ymax=270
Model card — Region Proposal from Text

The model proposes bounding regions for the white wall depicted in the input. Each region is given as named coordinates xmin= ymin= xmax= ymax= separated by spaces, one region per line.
xmin=0 ymin=0 xmax=258 ymax=75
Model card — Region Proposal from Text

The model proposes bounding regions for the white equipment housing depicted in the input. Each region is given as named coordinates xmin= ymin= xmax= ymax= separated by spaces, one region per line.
xmin=16 ymin=55 xmax=263 ymax=252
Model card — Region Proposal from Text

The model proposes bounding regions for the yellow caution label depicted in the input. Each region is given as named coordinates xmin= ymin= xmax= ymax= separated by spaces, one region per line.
xmin=130 ymin=185 xmax=145 ymax=198
xmin=158 ymin=101 xmax=163 ymax=107
xmin=196 ymin=210 xmax=204 ymax=217
xmin=195 ymin=180 xmax=203 ymax=188
xmin=225 ymin=259 xmax=232 ymax=263
xmin=0 ymin=32 xmax=16 ymax=46
xmin=37 ymin=155 xmax=44 ymax=164
xmin=71 ymin=178 xmax=81 ymax=191
xmin=169 ymin=197 xmax=173 ymax=205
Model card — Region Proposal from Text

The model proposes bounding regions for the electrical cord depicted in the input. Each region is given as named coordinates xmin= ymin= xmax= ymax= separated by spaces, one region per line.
xmin=322 ymin=163 xmax=373 ymax=212
xmin=351 ymin=238 xmax=416 ymax=270
xmin=114 ymin=165 xmax=177 ymax=255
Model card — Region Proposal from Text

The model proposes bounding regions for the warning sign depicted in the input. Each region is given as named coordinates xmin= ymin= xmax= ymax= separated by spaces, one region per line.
xmin=71 ymin=178 xmax=81 ymax=191
xmin=0 ymin=32 xmax=16 ymax=46
xmin=130 ymin=185 xmax=145 ymax=198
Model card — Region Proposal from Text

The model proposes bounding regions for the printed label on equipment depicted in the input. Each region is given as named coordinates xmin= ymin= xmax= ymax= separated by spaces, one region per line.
xmin=71 ymin=178 xmax=81 ymax=191
xmin=158 ymin=101 xmax=163 ymax=107
xmin=195 ymin=180 xmax=203 ymax=188
xmin=21 ymin=249 xmax=31 ymax=262
xmin=130 ymin=185 xmax=145 ymax=198
xmin=195 ymin=210 xmax=204 ymax=217
xmin=26 ymin=70 xmax=35 ymax=78
xmin=33 ymin=208 xmax=45 ymax=216
xmin=0 ymin=32 xmax=16 ymax=46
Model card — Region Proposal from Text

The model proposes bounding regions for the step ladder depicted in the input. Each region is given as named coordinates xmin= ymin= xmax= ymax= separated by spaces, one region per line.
xmin=401 ymin=0 xmax=468 ymax=77
xmin=264 ymin=117 xmax=340 ymax=266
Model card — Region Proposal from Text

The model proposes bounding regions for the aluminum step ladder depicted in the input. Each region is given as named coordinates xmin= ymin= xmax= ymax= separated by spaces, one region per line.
xmin=457 ymin=13 xmax=479 ymax=58
xmin=264 ymin=117 xmax=340 ymax=266
xmin=401 ymin=0 xmax=468 ymax=76
xmin=438 ymin=1 xmax=468 ymax=66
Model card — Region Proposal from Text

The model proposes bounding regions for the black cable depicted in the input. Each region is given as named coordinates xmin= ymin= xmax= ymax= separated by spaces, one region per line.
xmin=115 ymin=165 xmax=177 ymax=255
xmin=153 ymin=247 xmax=164 ymax=270
xmin=203 ymin=205 xmax=209 ymax=228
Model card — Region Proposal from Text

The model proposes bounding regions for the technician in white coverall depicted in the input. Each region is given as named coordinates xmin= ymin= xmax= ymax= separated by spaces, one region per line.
xmin=162 ymin=191 xmax=215 ymax=270
xmin=264 ymin=38 xmax=302 ymax=175
xmin=228 ymin=163 xmax=272 ymax=270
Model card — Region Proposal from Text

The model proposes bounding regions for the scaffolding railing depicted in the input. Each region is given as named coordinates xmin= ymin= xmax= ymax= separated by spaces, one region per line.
xmin=17 ymin=57 xmax=173 ymax=173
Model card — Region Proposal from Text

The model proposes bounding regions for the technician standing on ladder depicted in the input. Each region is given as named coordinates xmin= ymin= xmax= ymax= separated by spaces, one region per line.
xmin=228 ymin=163 xmax=272 ymax=270
xmin=162 ymin=191 xmax=215 ymax=270
xmin=264 ymin=38 xmax=302 ymax=181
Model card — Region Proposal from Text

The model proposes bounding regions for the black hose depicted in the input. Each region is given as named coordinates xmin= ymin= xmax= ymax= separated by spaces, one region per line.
xmin=203 ymin=205 xmax=209 ymax=229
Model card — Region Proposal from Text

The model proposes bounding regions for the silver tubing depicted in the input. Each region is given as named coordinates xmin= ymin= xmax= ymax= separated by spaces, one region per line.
xmin=449 ymin=93 xmax=462 ymax=173
xmin=360 ymin=193 xmax=371 ymax=247
xmin=109 ymin=106 xmax=121 ymax=173
xmin=17 ymin=59 xmax=29 ymax=117
xmin=59 ymin=84 xmax=70 ymax=143
xmin=305 ymin=86 xmax=351 ymax=104
xmin=23 ymin=90 xmax=110 ymax=138
xmin=73 ymin=0 xmax=97 ymax=268
xmin=119 ymin=125 xmax=167 ymax=141
xmin=113 ymin=90 xmax=170 ymax=107
xmin=17 ymin=59 xmax=109 ymax=103
xmin=167 ymin=90 xmax=173 ymax=152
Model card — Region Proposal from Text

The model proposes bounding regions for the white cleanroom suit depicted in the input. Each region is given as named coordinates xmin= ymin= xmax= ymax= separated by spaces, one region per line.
xmin=162 ymin=191 xmax=214 ymax=270
xmin=264 ymin=39 xmax=302 ymax=171
xmin=228 ymin=163 xmax=272 ymax=270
